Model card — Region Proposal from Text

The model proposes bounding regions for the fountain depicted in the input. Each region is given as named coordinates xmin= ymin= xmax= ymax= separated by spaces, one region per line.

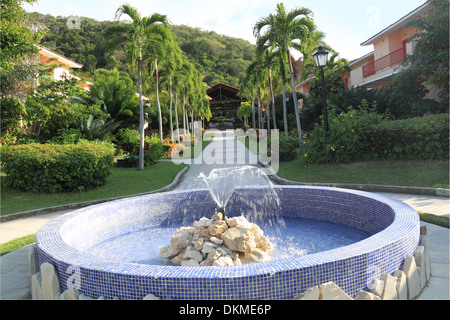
xmin=35 ymin=166 xmax=421 ymax=300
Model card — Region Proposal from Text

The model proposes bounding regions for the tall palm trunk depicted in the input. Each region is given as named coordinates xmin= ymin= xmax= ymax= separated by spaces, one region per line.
xmin=138 ymin=52 xmax=145 ymax=171
xmin=269 ymin=67 xmax=277 ymax=130
xmin=182 ymin=87 xmax=187 ymax=134
xmin=266 ymin=92 xmax=270 ymax=131
xmin=281 ymin=72 xmax=288 ymax=137
xmin=251 ymin=95 xmax=256 ymax=129
xmin=286 ymin=48 xmax=303 ymax=147
xmin=174 ymin=92 xmax=180 ymax=142
xmin=154 ymin=57 xmax=163 ymax=143
xmin=169 ymin=77 xmax=174 ymax=143
xmin=257 ymin=85 xmax=262 ymax=129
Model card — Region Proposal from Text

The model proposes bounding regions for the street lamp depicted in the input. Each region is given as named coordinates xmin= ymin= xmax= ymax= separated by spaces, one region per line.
xmin=313 ymin=46 xmax=329 ymax=137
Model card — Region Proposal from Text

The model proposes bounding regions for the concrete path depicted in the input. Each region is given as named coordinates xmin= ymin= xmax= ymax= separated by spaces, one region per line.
xmin=1 ymin=131 xmax=449 ymax=299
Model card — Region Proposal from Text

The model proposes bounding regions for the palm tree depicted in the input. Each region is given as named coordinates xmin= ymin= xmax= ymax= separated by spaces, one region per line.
xmin=159 ymin=32 xmax=183 ymax=143
xmin=254 ymin=3 xmax=317 ymax=147
xmin=103 ymin=4 xmax=167 ymax=170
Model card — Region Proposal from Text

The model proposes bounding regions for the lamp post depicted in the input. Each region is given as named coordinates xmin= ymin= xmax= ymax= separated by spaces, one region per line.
xmin=313 ymin=46 xmax=329 ymax=137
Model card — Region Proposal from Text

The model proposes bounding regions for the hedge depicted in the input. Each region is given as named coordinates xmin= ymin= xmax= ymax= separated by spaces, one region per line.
xmin=2 ymin=143 xmax=115 ymax=193
xmin=302 ymin=112 xmax=449 ymax=164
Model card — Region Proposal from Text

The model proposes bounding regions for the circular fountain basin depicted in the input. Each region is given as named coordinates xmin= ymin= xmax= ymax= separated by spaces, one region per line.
xmin=36 ymin=186 xmax=420 ymax=300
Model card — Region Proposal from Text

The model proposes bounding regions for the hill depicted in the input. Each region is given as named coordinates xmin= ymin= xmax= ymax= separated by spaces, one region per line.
xmin=28 ymin=12 xmax=255 ymax=87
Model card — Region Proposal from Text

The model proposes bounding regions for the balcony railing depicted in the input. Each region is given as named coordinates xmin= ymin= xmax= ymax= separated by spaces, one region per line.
xmin=362 ymin=48 xmax=406 ymax=78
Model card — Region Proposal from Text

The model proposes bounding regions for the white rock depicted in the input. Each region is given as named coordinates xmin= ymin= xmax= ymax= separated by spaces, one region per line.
xmin=184 ymin=249 xmax=203 ymax=263
xmin=221 ymin=226 xmax=256 ymax=253
xmin=227 ymin=216 xmax=252 ymax=229
xmin=402 ymin=255 xmax=421 ymax=299
xmin=319 ymin=282 xmax=353 ymax=300
xmin=195 ymin=217 xmax=212 ymax=227
xmin=212 ymin=256 xmax=234 ymax=266
xmin=159 ymin=244 xmax=178 ymax=259
xmin=394 ymin=270 xmax=408 ymax=300
xmin=421 ymin=237 xmax=431 ymax=282
xmin=354 ymin=290 xmax=381 ymax=300
xmin=181 ymin=259 xmax=200 ymax=267
xmin=40 ymin=263 xmax=60 ymax=300
xmin=201 ymin=241 xmax=217 ymax=255
xmin=380 ymin=274 xmax=398 ymax=300
xmin=369 ymin=279 xmax=384 ymax=297
xmin=210 ymin=236 xmax=224 ymax=245
xmin=31 ymin=272 xmax=42 ymax=300
xmin=414 ymin=246 xmax=427 ymax=289
xmin=143 ymin=293 xmax=160 ymax=300
xmin=294 ymin=286 xmax=320 ymax=300
xmin=79 ymin=293 xmax=95 ymax=300
xmin=63 ymin=289 xmax=81 ymax=300
xmin=194 ymin=238 xmax=204 ymax=251
xmin=170 ymin=227 xmax=195 ymax=252
xmin=211 ymin=212 xmax=223 ymax=221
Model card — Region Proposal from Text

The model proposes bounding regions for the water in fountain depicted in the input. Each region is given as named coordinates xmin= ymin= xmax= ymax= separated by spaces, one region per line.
xmin=198 ymin=166 xmax=285 ymax=230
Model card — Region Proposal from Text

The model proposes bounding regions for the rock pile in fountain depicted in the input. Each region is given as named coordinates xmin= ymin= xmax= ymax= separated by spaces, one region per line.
xmin=159 ymin=213 xmax=275 ymax=266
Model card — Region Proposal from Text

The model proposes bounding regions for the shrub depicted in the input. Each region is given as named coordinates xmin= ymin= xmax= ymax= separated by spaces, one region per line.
xmin=144 ymin=134 xmax=164 ymax=166
xmin=371 ymin=114 xmax=449 ymax=160
xmin=302 ymin=102 xmax=387 ymax=164
xmin=2 ymin=143 xmax=115 ymax=193
xmin=302 ymin=107 xmax=449 ymax=164
xmin=115 ymin=128 xmax=140 ymax=155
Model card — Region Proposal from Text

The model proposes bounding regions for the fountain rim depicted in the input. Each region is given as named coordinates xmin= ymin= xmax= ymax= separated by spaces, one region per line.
xmin=36 ymin=185 xmax=420 ymax=279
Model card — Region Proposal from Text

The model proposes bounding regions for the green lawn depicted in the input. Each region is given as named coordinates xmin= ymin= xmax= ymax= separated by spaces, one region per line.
xmin=277 ymin=158 xmax=449 ymax=189
xmin=1 ymin=161 xmax=187 ymax=216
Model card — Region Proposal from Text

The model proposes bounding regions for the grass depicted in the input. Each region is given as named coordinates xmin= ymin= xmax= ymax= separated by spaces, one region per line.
xmin=277 ymin=158 xmax=449 ymax=189
xmin=1 ymin=161 xmax=187 ymax=216
xmin=0 ymin=234 xmax=36 ymax=256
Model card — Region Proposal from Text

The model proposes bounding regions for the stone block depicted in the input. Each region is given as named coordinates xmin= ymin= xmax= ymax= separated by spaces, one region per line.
xmin=369 ymin=279 xmax=385 ymax=297
xmin=402 ymin=255 xmax=421 ymax=299
xmin=319 ymin=282 xmax=353 ymax=300
xmin=414 ymin=246 xmax=426 ymax=289
xmin=393 ymin=270 xmax=408 ymax=300
xmin=143 ymin=293 xmax=160 ymax=300
xmin=40 ymin=263 xmax=61 ymax=300
xmin=79 ymin=293 xmax=95 ymax=300
xmin=293 ymin=286 xmax=320 ymax=300
xmin=380 ymin=274 xmax=398 ymax=300
xmin=28 ymin=245 xmax=38 ymax=277
xmin=420 ymin=237 xmax=431 ymax=282
xmin=354 ymin=290 xmax=381 ymax=300
xmin=31 ymin=272 xmax=42 ymax=300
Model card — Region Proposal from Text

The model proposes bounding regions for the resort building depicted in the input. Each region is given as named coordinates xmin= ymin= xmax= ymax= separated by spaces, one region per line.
xmin=296 ymin=2 xmax=432 ymax=95
xmin=38 ymin=45 xmax=92 ymax=91
xmin=206 ymin=83 xmax=247 ymax=129
xmin=349 ymin=2 xmax=431 ymax=89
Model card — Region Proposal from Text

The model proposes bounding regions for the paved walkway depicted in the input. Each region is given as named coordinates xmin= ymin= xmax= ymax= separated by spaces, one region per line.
xmin=1 ymin=131 xmax=449 ymax=299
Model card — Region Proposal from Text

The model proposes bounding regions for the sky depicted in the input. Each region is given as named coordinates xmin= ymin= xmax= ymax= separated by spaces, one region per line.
xmin=24 ymin=0 xmax=427 ymax=61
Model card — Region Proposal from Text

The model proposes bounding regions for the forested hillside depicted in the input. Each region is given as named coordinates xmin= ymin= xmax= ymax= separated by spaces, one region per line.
xmin=28 ymin=12 xmax=255 ymax=87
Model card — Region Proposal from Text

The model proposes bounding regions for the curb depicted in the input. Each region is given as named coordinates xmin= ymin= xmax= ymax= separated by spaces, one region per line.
xmin=268 ymin=173 xmax=450 ymax=197
xmin=1 ymin=166 xmax=190 ymax=223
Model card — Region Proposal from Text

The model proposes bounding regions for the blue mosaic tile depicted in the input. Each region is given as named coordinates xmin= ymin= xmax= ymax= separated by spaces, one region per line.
xmin=36 ymin=186 xmax=420 ymax=300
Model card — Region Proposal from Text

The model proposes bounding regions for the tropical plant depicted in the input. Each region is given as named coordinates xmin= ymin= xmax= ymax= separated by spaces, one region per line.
xmin=254 ymin=3 xmax=317 ymax=147
xmin=88 ymin=68 xmax=139 ymax=126
xmin=237 ymin=101 xmax=253 ymax=127
xmin=402 ymin=0 xmax=449 ymax=107
xmin=103 ymin=4 xmax=168 ymax=170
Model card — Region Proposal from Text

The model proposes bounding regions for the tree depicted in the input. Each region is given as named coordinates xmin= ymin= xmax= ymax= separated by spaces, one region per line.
xmin=254 ymin=3 xmax=317 ymax=147
xmin=88 ymin=68 xmax=139 ymax=127
xmin=237 ymin=102 xmax=252 ymax=127
xmin=402 ymin=0 xmax=449 ymax=108
xmin=103 ymin=4 xmax=167 ymax=170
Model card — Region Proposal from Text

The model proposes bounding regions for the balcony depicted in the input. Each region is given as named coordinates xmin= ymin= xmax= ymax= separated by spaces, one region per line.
xmin=362 ymin=48 xmax=406 ymax=78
